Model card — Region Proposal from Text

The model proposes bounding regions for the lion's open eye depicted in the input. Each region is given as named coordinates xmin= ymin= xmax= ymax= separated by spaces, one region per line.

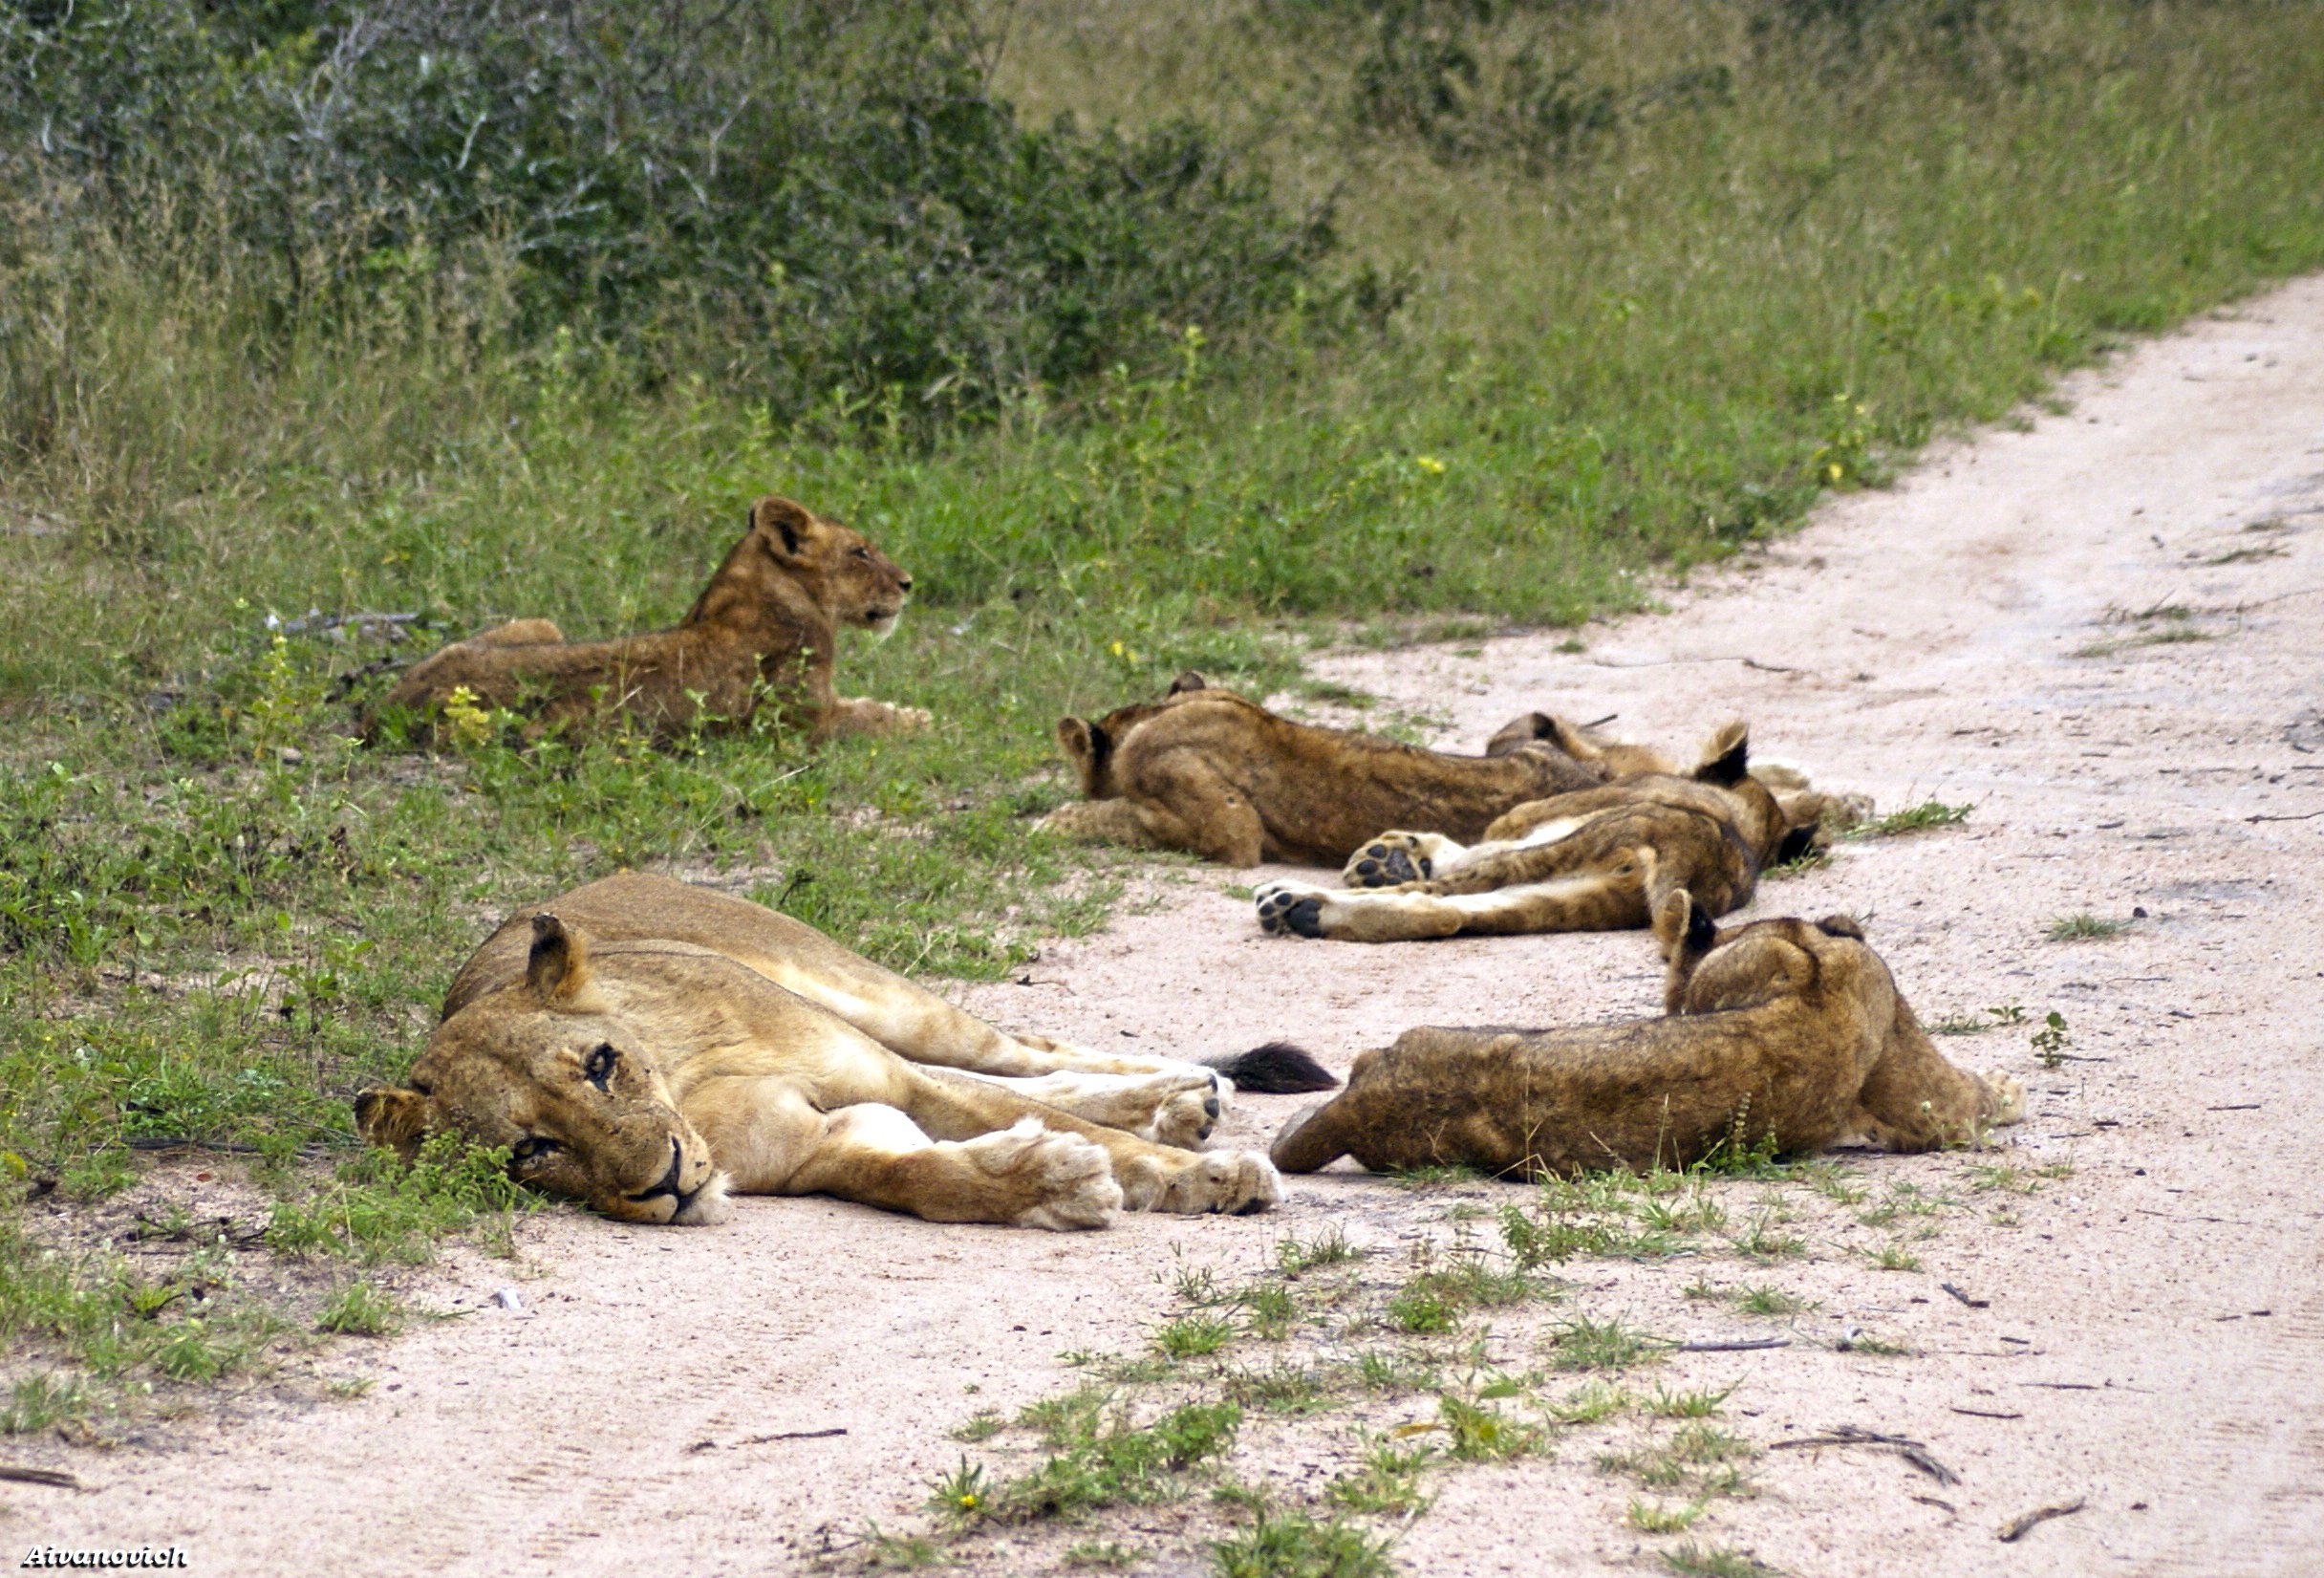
xmin=511 ymin=1135 xmax=560 ymax=1166
xmin=583 ymin=1043 xmax=617 ymax=1092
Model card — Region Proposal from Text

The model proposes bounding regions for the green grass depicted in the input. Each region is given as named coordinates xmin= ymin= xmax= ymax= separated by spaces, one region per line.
xmin=1550 ymin=1317 xmax=1660 ymax=1373
xmin=1858 ymin=799 xmax=1974 ymax=837
xmin=1664 ymin=1546 xmax=1780 ymax=1578
xmin=2048 ymin=913 xmax=2130 ymax=940
xmin=312 ymin=1279 xmax=404 ymax=1338
xmin=1326 ymin=1437 xmax=1435 ymax=1516
xmin=1156 ymin=1314 xmax=1238 ymax=1360
xmin=993 ymin=1399 xmax=1245 ymax=1524
xmin=1734 ymin=1286 xmax=1806 ymax=1318
xmin=1208 ymin=1506 xmax=1394 ymax=1578
xmin=1630 ymin=1497 xmax=1712 ymax=1534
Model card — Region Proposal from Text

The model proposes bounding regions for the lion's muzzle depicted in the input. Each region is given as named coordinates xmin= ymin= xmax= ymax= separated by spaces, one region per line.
xmin=619 ymin=1136 xmax=712 ymax=1222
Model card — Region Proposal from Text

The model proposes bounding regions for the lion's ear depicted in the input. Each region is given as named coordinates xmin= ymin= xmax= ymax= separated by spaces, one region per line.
xmin=354 ymin=1087 xmax=434 ymax=1160
xmin=752 ymin=496 xmax=819 ymax=558
xmin=1655 ymin=888 xmax=1719 ymax=1009
xmin=1169 ymin=671 xmax=1208 ymax=695
xmin=526 ymin=912 xmax=593 ymax=1004
xmin=1817 ymin=914 xmax=1866 ymax=940
xmin=1691 ymin=722 xmax=1750 ymax=786
xmin=1477 ymin=715 xmax=1552 ymax=767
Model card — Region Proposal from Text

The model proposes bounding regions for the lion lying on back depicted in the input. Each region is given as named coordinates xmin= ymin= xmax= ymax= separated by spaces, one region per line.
xmin=369 ymin=495 xmax=931 ymax=745
xmin=1035 ymin=675 xmax=1620 ymax=868
xmin=1255 ymin=722 xmax=1863 ymax=942
xmin=1270 ymin=891 xmax=2023 ymax=1178
xmin=355 ymin=874 xmax=1335 ymax=1229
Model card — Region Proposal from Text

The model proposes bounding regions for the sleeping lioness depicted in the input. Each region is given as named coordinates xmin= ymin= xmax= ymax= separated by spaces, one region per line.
xmin=1269 ymin=891 xmax=2023 ymax=1178
xmin=369 ymin=495 xmax=931 ymax=745
xmin=1253 ymin=722 xmax=1856 ymax=942
xmin=355 ymin=874 xmax=1334 ymax=1228
xmin=1035 ymin=675 xmax=1613 ymax=868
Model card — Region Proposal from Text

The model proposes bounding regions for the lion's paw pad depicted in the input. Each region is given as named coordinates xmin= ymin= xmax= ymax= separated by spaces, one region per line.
xmin=1254 ymin=881 xmax=1325 ymax=939
xmin=1343 ymin=835 xmax=1430 ymax=889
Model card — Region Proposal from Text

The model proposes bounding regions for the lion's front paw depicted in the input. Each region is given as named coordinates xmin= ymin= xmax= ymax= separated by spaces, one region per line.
xmin=893 ymin=704 xmax=934 ymax=733
xmin=1343 ymin=833 xmax=1432 ymax=889
xmin=1981 ymin=1071 xmax=2027 ymax=1128
xmin=1122 ymin=1149 xmax=1282 ymax=1216
xmin=1255 ymin=879 xmax=1327 ymax=939
xmin=974 ymin=1118 xmax=1124 ymax=1230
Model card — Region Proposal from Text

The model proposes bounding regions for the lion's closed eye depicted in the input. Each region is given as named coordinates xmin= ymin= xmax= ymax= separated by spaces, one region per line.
xmin=511 ymin=1135 xmax=561 ymax=1167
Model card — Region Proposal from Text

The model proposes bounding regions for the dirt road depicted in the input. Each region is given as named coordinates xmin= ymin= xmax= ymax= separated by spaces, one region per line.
xmin=11 ymin=278 xmax=2323 ymax=1577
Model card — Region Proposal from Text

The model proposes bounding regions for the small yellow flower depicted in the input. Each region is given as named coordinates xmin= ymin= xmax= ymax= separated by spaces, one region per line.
xmin=1413 ymin=454 xmax=1448 ymax=476
xmin=1825 ymin=463 xmax=1843 ymax=484
xmin=441 ymin=685 xmax=494 ymax=750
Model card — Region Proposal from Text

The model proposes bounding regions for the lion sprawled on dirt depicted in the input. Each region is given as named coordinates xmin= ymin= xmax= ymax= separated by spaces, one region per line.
xmin=1269 ymin=891 xmax=2024 ymax=1178
xmin=1254 ymin=722 xmax=1861 ymax=942
xmin=354 ymin=874 xmax=1336 ymax=1228
xmin=1034 ymin=675 xmax=1618 ymax=868
xmin=369 ymin=495 xmax=932 ymax=745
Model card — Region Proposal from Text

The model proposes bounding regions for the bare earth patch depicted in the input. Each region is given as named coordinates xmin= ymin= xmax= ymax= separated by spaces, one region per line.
xmin=10 ymin=280 xmax=2324 ymax=1575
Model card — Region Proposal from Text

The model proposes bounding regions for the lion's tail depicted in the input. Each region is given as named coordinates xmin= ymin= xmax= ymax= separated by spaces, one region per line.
xmin=1204 ymin=1042 xmax=1338 ymax=1094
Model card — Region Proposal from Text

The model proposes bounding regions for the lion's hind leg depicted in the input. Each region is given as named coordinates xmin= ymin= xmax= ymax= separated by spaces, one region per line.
xmin=955 ymin=1067 xmax=1224 ymax=1148
xmin=786 ymin=1106 xmax=1123 ymax=1230
xmin=1853 ymin=1007 xmax=2029 ymax=1153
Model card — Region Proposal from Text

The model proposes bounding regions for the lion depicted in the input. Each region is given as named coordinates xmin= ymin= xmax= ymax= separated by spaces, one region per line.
xmin=368 ymin=495 xmax=932 ymax=745
xmin=1034 ymin=674 xmax=1616 ymax=869
xmin=1268 ymin=890 xmax=2024 ymax=1178
xmin=1253 ymin=722 xmax=1861 ymax=942
xmin=353 ymin=873 xmax=1337 ymax=1229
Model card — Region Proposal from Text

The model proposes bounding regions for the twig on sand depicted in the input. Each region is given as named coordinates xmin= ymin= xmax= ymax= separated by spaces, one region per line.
xmin=1770 ymin=1425 xmax=1960 ymax=1485
xmin=1941 ymin=1282 xmax=1990 ymax=1308
xmin=0 ymin=1465 xmax=82 ymax=1489
xmin=1672 ymin=1336 xmax=1793 ymax=1352
xmin=1997 ymin=1497 xmax=2087 ymax=1542
xmin=686 ymin=1427 xmax=848 ymax=1453
xmin=1947 ymin=1405 xmax=2023 ymax=1420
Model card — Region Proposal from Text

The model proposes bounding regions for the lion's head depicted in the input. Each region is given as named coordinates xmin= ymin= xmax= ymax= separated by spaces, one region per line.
xmin=354 ymin=914 xmax=730 ymax=1224
xmin=690 ymin=494 xmax=913 ymax=638
xmin=1653 ymin=893 xmax=2022 ymax=1145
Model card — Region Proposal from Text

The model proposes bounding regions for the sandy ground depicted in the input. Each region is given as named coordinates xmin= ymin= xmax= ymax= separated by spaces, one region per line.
xmin=9 ymin=278 xmax=2324 ymax=1576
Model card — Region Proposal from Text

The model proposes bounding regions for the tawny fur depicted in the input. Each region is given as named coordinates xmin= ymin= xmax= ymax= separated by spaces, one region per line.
xmin=1255 ymin=722 xmax=1848 ymax=942
xmin=355 ymin=874 xmax=1280 ymax=1229
xmin=1269 ymin=893 xmax=2024 ymax=1178
xmin=368 ymin=495 xmax=930 ymax=745
xmin=1036 ymin=674 xmax=1613 ymax=868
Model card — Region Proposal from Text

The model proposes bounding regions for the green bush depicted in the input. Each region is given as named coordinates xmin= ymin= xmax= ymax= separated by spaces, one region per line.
xmin=0 ymin=0 xmax=1341 ymax=422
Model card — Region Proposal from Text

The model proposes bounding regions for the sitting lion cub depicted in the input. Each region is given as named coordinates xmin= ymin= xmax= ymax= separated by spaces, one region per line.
xmin=1036 ymin=674 xmax=1613 ymax=868
xmin=1269 ymin=892 xmax=2023 ymax=1178
xmin=1254 ymin=722 xmax=1857 ymax=942
xmin=370 ymin=495 xmax=931 ymax=745
xmin=355 ymin=874 xmax=1337 ymax=1229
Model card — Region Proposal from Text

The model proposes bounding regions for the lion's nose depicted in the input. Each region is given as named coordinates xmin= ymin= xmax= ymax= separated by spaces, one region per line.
xmin=624 ymin=1137 xmax=686 ymax=1207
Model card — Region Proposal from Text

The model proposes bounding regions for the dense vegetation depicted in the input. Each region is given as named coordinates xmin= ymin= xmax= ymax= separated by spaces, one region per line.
xmin=3 ymin=0 xmax=2322 ymax=1422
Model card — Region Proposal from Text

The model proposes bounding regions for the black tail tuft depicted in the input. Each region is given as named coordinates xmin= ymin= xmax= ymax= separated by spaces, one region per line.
xmin=1207 ymin=1042 xmax=1339 ymax=1093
